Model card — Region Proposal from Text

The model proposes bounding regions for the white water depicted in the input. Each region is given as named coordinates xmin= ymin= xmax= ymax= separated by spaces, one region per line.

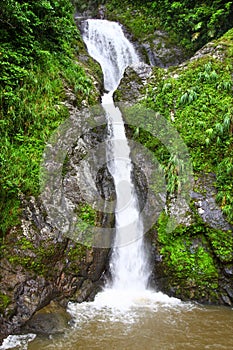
xmin=82 ymin=18 xmax=151 ymax=293
xmin=82 ymin=19 xmax=139 ymax=92
xmin=80 ymin=18 xmax=182 ymax=315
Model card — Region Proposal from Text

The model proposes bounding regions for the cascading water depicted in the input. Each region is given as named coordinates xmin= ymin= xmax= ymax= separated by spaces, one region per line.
xmin=82 ymin=19 xmax=139 ymax=92
xmin=68 ymin=19 xmax=182 ymax=310
xmin=82 ymin=19 xmax=150 ymax=293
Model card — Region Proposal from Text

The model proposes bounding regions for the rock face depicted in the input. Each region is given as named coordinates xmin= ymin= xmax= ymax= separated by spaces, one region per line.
xmin=150 ymin=173 xmax=233 ymax=306
xmin=21 ymin=301 xmax=71 ymax=335
xmin=140 ymin=30 xmax=187 ymax=67
xmin=114 ymin=63 xmax=152 ymax=103
xmin=0 ymin=194 xmax=111 ymax=340
xmin=191 ymin=173 xmax=232 ymax=232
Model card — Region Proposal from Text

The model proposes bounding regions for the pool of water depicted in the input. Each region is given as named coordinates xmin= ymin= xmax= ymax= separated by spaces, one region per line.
xmin=2 ymin=291 xmax=233 ymax=350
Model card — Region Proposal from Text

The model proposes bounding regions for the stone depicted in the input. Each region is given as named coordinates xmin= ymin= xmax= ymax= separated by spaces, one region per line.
xmin=22 ymin=302 xmax=71 ymax=335
xmin=0 ymin=108 xmax=113 ymax=339
xmin=192 ymin=173 xmax=233 ymax=232
xmin=114 ymin=63 xmax=152 ymax=103
xmin=141 ymin=30 xmax=187 ymax=68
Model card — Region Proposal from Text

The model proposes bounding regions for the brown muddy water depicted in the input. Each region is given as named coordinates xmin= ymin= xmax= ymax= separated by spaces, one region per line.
xmin=2 ymin=290 xmax=233 ymax=350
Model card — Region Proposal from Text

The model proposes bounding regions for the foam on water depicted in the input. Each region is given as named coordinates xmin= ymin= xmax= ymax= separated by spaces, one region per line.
xmin=91 ymin=288 xmax=182 ymax=310
xmin=67 ymin=288 xmax=194 ymax=329
xmin=0 ymin=334 xmax=36 ymax=350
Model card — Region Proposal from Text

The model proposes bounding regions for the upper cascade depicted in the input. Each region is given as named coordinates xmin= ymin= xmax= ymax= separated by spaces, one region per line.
xmin=82 ymin=19 xmax=140 ymax=92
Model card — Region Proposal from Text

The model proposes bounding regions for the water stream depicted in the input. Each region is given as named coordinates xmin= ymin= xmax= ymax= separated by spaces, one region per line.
xmin=1 ymin=18 xmax=233 ymax=350
xmin=82 ymin=19 xmax=150 ymax=294
xmin=54 ymin=17 xmax=186 ymax=319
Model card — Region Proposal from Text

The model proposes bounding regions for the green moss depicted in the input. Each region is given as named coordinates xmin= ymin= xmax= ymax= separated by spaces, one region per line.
xmin=157 ymin=212 xmax=219 ymax=290
xmin=64 ymin=242 xmax=88 ymax=275
xmin=0 ymin=292 xmax=11 ymax=314
xmin=72 ymin=204 xmax=97 ymax=247
xmin=67 ymin=243 xmax=87 ymax=261
xmin=207 ymin=229 xmax=233 ymax=263
xmin=1 ymin=227 xmax=89 ymax=279
xmin=2 ymin=234 xmax=58 ymax=276
xmin=156 ymin=206 xmax=233 ymax=300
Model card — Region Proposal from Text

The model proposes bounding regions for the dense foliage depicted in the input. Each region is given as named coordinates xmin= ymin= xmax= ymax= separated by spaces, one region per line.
xmin=105 ymin=0 xmax=233 ymax=52
xmin=139 ymin=30 xmax=233 ymax=223
xmin=0 ymin=1 xmax=94 ymax=235
xmin=1 ymin=1 xmax=232 ymax=234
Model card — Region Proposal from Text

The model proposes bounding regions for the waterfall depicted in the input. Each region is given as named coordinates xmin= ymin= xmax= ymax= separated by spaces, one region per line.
xmin=82 ymin=19 xmax=139 ymax=92
xmin=82 ymin=19 xmax=150 ymax=292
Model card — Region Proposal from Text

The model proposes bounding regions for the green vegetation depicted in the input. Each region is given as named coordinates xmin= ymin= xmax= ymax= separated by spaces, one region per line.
xmin=67 ymin=241 xmax=87 ymax=264
xmin=207 ymin=229 xmax=233 ymax=262
xmin=156 ymin=207 xmax=232 ymax=299
xmin=74 ymin=204 xmax=97 ymax=247
xmin=157 ymin=212 xmax=220 ymax=298
xmin=105 ymin=0 xmax=233 ymax=52
xmin=0 ymin=1 xmax=96 ymax=236
xmin=134 ymin=30 xmax=233 ymax=224
xmin=78 ymin=204 xmax=96 ymax=226
xmin=2 ymin=234 xmax=57 ymax=275
xmin=116 ymin=10 xmax=233 ymax=298
xmin=129 ymin=27 xmax=233 ymax=299
xmin=0 ymin=292 xmax=11 ymax=314
xmin=1 ymin=231 xmax=87 ymax=277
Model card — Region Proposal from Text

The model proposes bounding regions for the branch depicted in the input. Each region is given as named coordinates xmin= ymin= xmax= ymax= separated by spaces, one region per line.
xmin=0 ymin=18 xmax=16 ymax=29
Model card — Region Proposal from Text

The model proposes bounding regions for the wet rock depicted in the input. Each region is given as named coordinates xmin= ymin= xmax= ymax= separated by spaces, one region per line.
xmin=22 ymin=302 xmax=71 ymax=335
xmin=189 ymin=42 xmax=227 ymax=63
xmin=0 ymin=109 xmax=113 ymax=339
xmin=141 ymin=30 xmax=187 ymax=68
xmin=114 ymin=63 xmax=152 ymax=103
xmin=224 ymin=266 xmax=233 ymax=276
xmin=221 ymin=294 xmax=232 ymax=306
xmin=166 ymin=196 xmax=193 ymax=227
xmin=97 ymin=5 xmax=106 ymax=19
xmin=224 ymin=284 xmax=233 ymax=299
xmin=71 ymin=279 xmax=94 ymax=303
xmin=145 ymin=170 xmax=232 ymax=305
xmin=191 ymin=173 xmax=233 ymax=232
